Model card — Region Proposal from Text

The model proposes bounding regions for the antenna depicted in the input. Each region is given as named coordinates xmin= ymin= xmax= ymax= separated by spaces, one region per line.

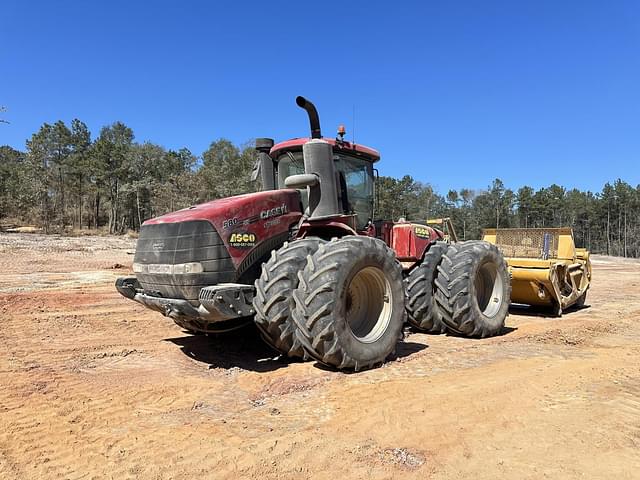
xmin=352 ymin=104 xmax=355 ymax=145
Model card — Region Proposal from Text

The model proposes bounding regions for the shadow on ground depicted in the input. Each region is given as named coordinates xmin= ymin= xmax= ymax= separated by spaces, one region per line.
xmin=443 ymin=325 xmax=518 ymax=338
xmin=389 ymin=341 xmax=428 ymax=360
xmin=509 ymin=303 xmax=591 ymax=318
xmin=167 ymin=327 xmax=430 ymax=373
xmin=312 ymin=341 xmax=428 ymax=373
xmin=166 ymin=326 xmax=292 ymax=373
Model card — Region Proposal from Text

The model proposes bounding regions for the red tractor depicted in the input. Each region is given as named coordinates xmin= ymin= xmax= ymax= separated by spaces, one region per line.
xmin=116 ymin=97 xmax=510 ymax=371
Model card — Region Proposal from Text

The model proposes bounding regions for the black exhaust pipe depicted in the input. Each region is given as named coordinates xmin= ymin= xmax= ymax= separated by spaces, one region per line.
xmin=296 ymin=96 xmax=322 ymax=139
xmin=285 ymin=96 xmax=341 ymax=218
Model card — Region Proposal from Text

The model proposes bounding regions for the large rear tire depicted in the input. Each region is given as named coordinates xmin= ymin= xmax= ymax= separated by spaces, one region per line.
xmin=292 ymin=236 xmax=405 ymax=371
xmin=405 ymin=241 xmax=449 ymax=333
xmin=253 ymin=238 xmax=324 ymax=357
xmin=434 ymin=241 xmax=510 ymax=337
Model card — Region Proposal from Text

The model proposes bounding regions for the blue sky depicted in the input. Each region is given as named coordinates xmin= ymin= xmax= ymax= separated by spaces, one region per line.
xmin=1 ymin=1 xmax=639 ymax=193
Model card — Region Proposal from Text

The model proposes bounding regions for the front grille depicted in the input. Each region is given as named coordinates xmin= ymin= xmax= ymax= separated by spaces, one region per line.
xmin=494 ymin=228 xmax=560 ymax=259
xmin=134 ymin=220 xmax=236 ymax=302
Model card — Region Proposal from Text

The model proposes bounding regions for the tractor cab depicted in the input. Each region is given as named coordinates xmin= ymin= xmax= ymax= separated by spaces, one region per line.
xmin=270 ymin=137 xmax=378 ymax=231
xmin=254 ymin=98 xmax=380 ymax=234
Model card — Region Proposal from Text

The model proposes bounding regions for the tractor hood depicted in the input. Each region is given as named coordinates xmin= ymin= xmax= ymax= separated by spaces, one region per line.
xmin=142 ymin=189 xmax=303 ymax=270
xmin=145 ymin=189 xmax=302 ymax=228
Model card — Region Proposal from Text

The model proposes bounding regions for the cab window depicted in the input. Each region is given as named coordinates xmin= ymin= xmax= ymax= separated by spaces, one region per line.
xmin=337 ymin=154 xmax=374 ymax=230
xmin=276 ymin=150 xmax=374 ymax=230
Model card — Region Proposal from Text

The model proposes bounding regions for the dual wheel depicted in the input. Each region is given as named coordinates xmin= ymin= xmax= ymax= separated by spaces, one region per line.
xmin=406 ymin=240 xmax=511 ymax=338
xmin=253 ymin=236 xmax=404 ymax=371
xmin=253 ymin=236 xmax=511 ymax=371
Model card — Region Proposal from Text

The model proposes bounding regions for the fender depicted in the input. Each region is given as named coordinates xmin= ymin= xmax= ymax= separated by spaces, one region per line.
xmin=390 ymin=222 xmax=444 ymax=270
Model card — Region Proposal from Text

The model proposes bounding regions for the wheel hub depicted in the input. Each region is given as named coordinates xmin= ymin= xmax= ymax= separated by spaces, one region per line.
xmin=345 ymin=266 xmax=392 ymax=343
xmin=474 ymin=261 xmax=504 ymax=318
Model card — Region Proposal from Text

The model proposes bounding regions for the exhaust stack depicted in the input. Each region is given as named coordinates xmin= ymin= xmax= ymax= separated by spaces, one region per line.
xmin=296 ymin=96 xmax=322 ymax=139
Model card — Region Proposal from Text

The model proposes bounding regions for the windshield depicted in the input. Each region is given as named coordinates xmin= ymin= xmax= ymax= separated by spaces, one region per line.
xmin=276 ymin=151 xmax=374 ymax=230
xmin=339 ymin=154 xmax=374 ymax=229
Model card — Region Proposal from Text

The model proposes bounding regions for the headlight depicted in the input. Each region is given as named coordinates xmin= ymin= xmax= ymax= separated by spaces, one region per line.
xmin=132 ymin=262 xmax=204 ymax=275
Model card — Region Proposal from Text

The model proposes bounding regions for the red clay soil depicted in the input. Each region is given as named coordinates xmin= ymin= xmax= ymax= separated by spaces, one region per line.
xmin=0 ymin=233 xmax=638 ymax=479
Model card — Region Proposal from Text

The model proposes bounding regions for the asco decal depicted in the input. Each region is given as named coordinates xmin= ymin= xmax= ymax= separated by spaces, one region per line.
xmin=414 ymin=226 xmax=431 ymax=239
xmin=229 ymin=232 xmax=257 ymax=248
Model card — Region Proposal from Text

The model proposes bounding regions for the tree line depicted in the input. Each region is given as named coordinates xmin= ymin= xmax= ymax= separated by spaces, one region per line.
xmin=0 ymin=119 xmax=254 ymax=234
xmin=376 ymin=176 xmax=639 ymax=258
xmin=1 ymin=118 xmax=638 ymax=257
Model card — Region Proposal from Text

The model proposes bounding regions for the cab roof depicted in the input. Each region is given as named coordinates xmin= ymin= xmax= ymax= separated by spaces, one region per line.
xmin=270 ymin=137 xmax=380 ymax=162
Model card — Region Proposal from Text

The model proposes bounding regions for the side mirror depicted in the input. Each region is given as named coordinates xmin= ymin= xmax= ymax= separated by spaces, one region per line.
xmin=284 ymin=173 xmax=319 ymax=189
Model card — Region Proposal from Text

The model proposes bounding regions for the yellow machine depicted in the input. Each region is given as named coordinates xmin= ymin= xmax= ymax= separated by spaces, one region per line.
xmin=482 ymin=228 xmax=591 ymax=315
xmin=426 ymin=218 xmax=459 ymax=242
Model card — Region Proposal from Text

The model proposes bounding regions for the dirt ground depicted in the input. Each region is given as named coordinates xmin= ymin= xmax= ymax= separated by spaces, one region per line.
xmin=0 ymin=232 xmax=638 ymax=480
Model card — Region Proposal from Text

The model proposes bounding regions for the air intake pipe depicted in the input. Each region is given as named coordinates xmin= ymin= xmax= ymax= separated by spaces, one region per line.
xmin=285 ymin=96 xmax=341 ymax=219
xmin=254 ymin=138 xmax=275 ymax=190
